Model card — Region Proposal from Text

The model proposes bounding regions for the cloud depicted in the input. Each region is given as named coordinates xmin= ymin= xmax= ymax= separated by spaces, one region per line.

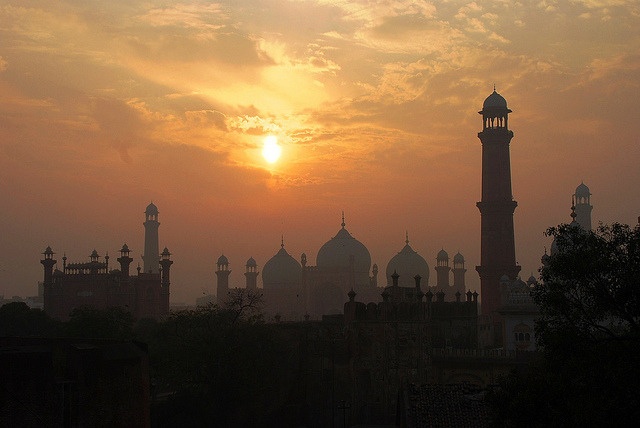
xmin=184 ymin=109 xmax=228 ymax=131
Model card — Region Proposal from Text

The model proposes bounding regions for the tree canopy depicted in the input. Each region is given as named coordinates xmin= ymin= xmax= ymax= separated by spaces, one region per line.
xmin=488 ymin=222 xmax=640 ymax=427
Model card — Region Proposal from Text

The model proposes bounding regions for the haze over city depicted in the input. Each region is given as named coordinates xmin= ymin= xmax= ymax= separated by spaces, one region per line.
xmin=1 ymin=0 xmax=639 ymax=304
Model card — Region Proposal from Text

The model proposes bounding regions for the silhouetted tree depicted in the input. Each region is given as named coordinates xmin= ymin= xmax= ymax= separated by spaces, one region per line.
xmin=65 ymin=306 xmax=135 ymax=339
xmin=0 ymin=302 xmax=58 ymax=337
xmin=488 ymin=223 xmax=640 ymax=427
xmin=150 ymin=290 xmax=301 ymax=427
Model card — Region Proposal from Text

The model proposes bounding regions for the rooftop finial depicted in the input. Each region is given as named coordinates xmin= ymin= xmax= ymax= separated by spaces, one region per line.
xmin=281 ymin=235 xmax=284 ymax=248
xmin=570 ymin=196 xmax=577 ymax=221
xmin=405 ymin=231 xmax=409 ymax=245
xmin=493 ymin=83 xmax=496 ymax=92
xmin=341 ymin=211 xmax=345 ymax=228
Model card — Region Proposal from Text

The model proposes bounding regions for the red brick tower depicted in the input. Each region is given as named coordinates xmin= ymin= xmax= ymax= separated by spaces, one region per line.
xmin=475 ymin=89 xmax=521 ymax=318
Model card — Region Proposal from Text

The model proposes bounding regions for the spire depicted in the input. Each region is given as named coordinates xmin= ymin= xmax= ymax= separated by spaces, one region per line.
xmin=341 ymin=211 xmax=345 ymax=228
xmin=281 ymin=235 xmax=284 ymax=248
xmin=493 ymin=83 xmax=496 ymax=92
xmin=405 ymin=231 xmax=409 ymax=245
xmin=570 ymin=195 xmax=577 ymax=222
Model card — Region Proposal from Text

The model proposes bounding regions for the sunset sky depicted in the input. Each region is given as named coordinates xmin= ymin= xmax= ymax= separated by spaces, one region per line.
xmin=1 ymin=0 xmax=639 ymax=303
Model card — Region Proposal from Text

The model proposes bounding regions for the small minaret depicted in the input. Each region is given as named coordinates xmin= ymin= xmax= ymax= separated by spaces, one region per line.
xmin=435 ymin=249 xmax=451 ymax=291
xmin=159 ymin=247 xmax=173 ymax=288
xmin=452 ymin=252 xmax=466 ymax=295
xmin=143 ymin=202 xmax=160 ymax=274
xmin=89 ymin=250 xmax=100 ymax=274
xmin=117 ymin=244 xmax=133 ymax=278
xmin=244 ymin=257 xmax=258 ymax=291
xmin=574 ymin=182 xmax=593 ymax=231
xmin=41 ymin=246 xmax=56 ymax=286
xmin=371 ymin=263 xmax=378 ymax=287
xmin=216 ymin=254 xmax=230 ymax=301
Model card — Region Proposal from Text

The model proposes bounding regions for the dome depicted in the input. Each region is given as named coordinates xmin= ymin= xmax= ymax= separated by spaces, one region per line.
xmin=120 ymin=243 xmax=130 ymax=252
xmin=437 ymin=249 xmax=449 ymax=261
xmin=453 ymin=252 xmax=465 ymax=264
xmin=386 ymin=239 xmax=429 ymax=287
xmin=575 ymin=182 xmax=590 ymax=198
xmin=262 ymin=244 xmax=301 ymax=289
xmin=246 ymin=257 xmax=257 ymax=267
xmin=217 ymin=254 xmax=229 ymax=265
xmin=483 ymin=90 xmax=508 ymax=109
xmin=90 ymin=249 xmax=99 ymax=258
xmin=316 ymin=219 xmax=371 ymax=285
xmin=145 ymin=202 xmax=158 ymax=215
xmin=527 ymin=274 xmax=537 ymax=285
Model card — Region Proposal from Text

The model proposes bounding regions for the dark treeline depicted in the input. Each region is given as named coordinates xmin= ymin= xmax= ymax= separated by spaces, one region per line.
xmin=0 ymin=290 xmax=304 ymax=427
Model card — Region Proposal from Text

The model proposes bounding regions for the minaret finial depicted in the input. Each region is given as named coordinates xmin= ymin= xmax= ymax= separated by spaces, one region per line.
xmin=493 ymin=83 xmax=496 ymax=92
xmin=281 ymin=235 xmax=284 ymax=248
xmin=341 ymin=211 xmax=345 ymax=228
xmin=405 ymin=231 xmax=409 ymax=245
xmin=570 ymin=196 xmax=577 ymax=221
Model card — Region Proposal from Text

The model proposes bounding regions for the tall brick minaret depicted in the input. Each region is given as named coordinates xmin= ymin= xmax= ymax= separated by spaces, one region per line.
xmin=475 ymin=89 xmax=521 ymax=317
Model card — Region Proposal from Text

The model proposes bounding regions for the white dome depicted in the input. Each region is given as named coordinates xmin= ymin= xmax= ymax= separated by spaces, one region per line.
xmin=262 ymin=245 xmax=301 ymax=289
xmin=316 ymin=221 xmax=371 ymax=286
xmin=217 ymin=254 xmax=229 ymax=265
xmin=386 ymin=240 xmax=429 ymax=287
xmin=145 ymin=202 xmax=158 ymax=215
xmin=575 ymin=182 xmax=590 ymax=198
xmin=483 ymin=90 xmax=508 ymax=109
xmin=437 ymin=249 xmax=449 ymax=261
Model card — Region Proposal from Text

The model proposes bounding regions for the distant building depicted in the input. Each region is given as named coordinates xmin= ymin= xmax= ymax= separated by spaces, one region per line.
xmin=216 ymin=217 xmax=468 ymax=319
xmin=497 ymin=275 xmax=539 ymax=352
xmin=41 ymin=203 xmax=173 ymax=320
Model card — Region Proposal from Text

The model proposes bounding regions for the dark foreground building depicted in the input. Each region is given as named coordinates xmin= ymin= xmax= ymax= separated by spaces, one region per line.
xmin=0 ymin=337 xmax=150 ymax=427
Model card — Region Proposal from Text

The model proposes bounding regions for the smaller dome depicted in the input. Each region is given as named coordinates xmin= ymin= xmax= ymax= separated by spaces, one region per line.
xmin=437 ymin=249 xmax=449 ymax=260
xmin=246 ymin=257 xmax=257 ymax=267
xmin=527 ymin=274 xmax=537 ymax=285
xmin=453 ymin=252 xmax=464 ymax=263
xmin=161 ymin=247 xmax=171 ymax=255
xmin=575 ymin=182 xmax=590 ymax=198
xmin=483 ymin=90 xmax=507 ymax=109
xmin=120 ymin=243 xmax=130 ymax=252
xmin=90 ymin=249 xmax=99 ymax=258
xmin=145 ymin=202 xmax=159 ymax=215
xmin=262 ymin=245 xmax=301 ymax=289
xmin=500 ymin=274 xmax=510 ymax=282
xmin=217 ymin=254 xmax=229 ymax=265
xmin=43 ymin=246 xmax=54 ymax=255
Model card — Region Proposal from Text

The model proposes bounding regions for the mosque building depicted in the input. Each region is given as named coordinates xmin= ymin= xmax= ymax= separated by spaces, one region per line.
xmin=214 ymin=214 xmax=468 ymax=319
xmin=41 ymin=203 xmax=172 ymax=320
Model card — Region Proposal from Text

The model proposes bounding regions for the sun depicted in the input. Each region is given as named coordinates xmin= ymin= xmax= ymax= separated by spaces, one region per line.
xmin=262 ymin=136 xmax=282 ymax=164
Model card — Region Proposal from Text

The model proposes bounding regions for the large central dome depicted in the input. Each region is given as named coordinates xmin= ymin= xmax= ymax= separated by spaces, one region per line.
xmin=316 ymin=216 xmax=371 ymax=285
